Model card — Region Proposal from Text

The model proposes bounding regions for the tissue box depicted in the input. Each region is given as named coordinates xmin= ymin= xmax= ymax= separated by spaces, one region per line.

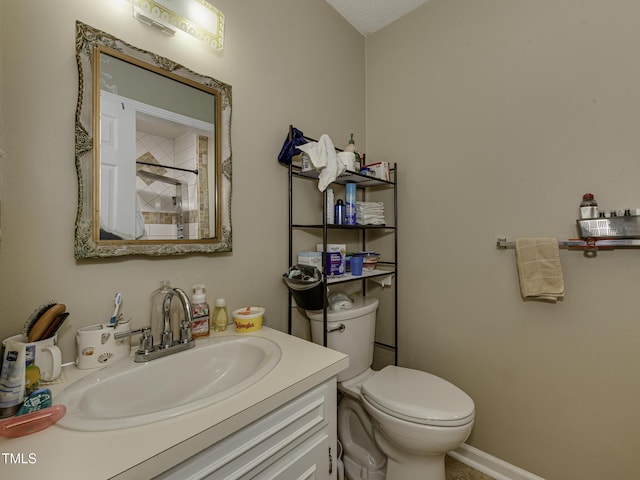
xmin=298 ymin=251 xmax=323 ymax=271
xmin=364 ymin=162 xmax=390 ymax=181
xmin=316 ymin=244 xmax=346 ymax=277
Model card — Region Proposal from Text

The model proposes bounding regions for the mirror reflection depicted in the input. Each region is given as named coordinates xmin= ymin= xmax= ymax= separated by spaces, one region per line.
xmin=98 ymin=50 xmax=217 ymax=241
xmin=74 ymin=21 xmax=232 ymax=258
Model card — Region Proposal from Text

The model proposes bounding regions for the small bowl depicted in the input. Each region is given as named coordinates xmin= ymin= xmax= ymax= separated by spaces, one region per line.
xmin=232 ymin=307 xmax=265 ymax=333
xmin=363 ymin=257 xmax=378 ymax=270
xmin=355 ymin=252 xmax=380 ymax=271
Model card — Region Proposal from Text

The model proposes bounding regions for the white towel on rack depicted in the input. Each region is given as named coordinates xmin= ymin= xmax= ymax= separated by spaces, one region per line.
xmin=515 ymin=237 xmax=564 ymax=303
xmin=296 ymin=134 xmax=345 ymax=192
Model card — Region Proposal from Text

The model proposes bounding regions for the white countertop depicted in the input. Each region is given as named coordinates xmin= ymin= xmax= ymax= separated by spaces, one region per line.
xmin=0 ymin=327 xmax=348 ymax=480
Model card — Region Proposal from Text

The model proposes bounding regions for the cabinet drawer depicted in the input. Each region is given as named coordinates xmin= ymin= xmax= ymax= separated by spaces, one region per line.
xmin=251 ymin=432 xmax=329 ymax=480
xmin=155 ymin=380 xmax=334 ymax=480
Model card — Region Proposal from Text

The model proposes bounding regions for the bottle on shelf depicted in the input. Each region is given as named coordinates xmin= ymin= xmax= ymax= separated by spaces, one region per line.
xmin=326 ymin=187 xmax=335 ymax=224
xmin=345 ymin=183 xmax=356 ymax=225
xmin=335 ymin=199 xmax=345 ymax=225
xmin=344 ymin=134 xmax=361 ymax=172
xmin=579 ymin=193 xmax=598 ymax=219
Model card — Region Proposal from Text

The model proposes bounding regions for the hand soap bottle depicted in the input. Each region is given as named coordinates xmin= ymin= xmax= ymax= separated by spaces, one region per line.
xmin=344 ymin=134 xmax=362 ymax=171
xmin=191 ymin=285 xmax=210 ymax=338
xmin=212 ymin=298 xmax=229 ymax=332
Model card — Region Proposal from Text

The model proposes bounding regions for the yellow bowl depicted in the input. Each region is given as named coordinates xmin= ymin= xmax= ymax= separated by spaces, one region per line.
xmin=232 ymin=307 xmax=265 ymax=333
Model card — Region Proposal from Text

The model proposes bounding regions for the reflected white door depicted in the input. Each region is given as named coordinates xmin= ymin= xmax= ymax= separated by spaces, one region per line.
xmin=100 ymin=91 xmax=137 ymax=239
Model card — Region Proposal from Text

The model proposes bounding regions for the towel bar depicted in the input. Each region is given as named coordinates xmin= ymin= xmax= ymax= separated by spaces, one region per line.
xmin=496 ymin=236 xmax=640 ymax=252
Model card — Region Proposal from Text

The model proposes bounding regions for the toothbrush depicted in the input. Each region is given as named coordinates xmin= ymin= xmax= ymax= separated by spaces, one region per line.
xmin=110 ymin=293 xmax=122 ymax=325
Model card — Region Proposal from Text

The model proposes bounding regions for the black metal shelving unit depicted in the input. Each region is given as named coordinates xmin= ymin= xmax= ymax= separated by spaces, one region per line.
xmin=285 ymin=126 xmax=398 ymax=366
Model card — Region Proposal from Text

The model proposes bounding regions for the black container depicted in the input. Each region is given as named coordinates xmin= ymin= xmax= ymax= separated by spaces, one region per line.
xmin=283 ymin=265 xmax=326 ymax=310
xmin=288 ymin=282 xmax=326 ymax=310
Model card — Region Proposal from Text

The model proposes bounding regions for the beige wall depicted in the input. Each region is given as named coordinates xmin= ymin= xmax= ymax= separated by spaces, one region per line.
xmin=366 ymin=0 xmax=640 ymax=479
xmin=4 ymin=1 xmax=640 ymax=478
xmin=0 ymin=0 xmax=364 ymax=357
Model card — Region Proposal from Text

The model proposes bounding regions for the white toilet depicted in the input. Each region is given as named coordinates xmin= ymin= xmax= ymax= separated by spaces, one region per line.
xmin=307 ymin=297 xmax=475 ymax=480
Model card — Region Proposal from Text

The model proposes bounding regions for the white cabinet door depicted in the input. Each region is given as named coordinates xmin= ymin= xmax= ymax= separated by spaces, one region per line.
xmin=155 ymin=379 xmax=337 ymax=480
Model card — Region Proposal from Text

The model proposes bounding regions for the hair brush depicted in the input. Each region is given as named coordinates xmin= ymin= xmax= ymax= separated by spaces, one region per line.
xmin=22 ymin=301 xmax=58 ymax=337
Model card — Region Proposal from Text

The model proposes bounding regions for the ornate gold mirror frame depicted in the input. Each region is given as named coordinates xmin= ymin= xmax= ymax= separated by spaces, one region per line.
xmin=74 ymin=21 xmax=232 ymax=258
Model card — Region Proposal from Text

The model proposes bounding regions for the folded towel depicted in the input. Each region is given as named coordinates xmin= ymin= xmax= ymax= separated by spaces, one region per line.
xmin=515 ymin=237 xmax=564 ymax=303
xmin=296 ymin=134 xmax=345 ymax=191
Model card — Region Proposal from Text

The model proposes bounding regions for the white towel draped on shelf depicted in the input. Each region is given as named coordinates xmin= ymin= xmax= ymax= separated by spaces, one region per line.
xmin=296 ymin=134 xmax=345 ymax=192
xmin=515 ymin=237 xmax=565 ymax=303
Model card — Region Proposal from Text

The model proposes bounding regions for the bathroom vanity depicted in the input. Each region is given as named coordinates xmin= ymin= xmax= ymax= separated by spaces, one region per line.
xmin=0 ymin=327 xmax=348 ymax=479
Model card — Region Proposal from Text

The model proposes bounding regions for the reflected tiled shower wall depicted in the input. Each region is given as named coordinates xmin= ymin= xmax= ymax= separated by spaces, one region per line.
xmin=197 ymin=135 xmax=210 ymax=239
xmin=136 ymin=131 xmax=199 ymax=240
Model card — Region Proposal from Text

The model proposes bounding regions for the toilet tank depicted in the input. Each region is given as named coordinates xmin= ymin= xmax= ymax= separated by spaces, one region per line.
xmin=306 ymin=297 xmax=379 ymax=382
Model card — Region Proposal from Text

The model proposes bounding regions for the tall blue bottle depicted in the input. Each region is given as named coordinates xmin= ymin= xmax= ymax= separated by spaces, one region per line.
xmin=345 ymin=183 xmax=356 ymax=225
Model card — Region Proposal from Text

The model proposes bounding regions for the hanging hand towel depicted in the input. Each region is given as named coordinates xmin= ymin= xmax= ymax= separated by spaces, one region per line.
xmin=515 ymin=237 xmax=564 ymax=303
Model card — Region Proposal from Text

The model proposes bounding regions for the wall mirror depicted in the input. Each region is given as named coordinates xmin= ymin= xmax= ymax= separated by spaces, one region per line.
xmin=74 ymin=21 xmax=232 ymax=258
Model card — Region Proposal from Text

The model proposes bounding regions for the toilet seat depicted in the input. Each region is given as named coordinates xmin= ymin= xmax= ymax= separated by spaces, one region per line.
xmin=338 ymin=368 xmax=376 ymax=398
xmin=362 ymin=366 xmax=475 ymax=427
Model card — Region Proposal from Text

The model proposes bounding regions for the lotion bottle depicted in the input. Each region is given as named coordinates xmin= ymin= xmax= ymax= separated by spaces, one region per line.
xmin=344 ymin=134 xmax=362 ymax=171
xmin=191 ymin=285 xmax=210 ymax=338
xmin=212 ymin=298 xmax=229 ymax=332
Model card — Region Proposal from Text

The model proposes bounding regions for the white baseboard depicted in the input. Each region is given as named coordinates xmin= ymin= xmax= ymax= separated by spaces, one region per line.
xmin=448 ymin=444 xmax=545 ymax=480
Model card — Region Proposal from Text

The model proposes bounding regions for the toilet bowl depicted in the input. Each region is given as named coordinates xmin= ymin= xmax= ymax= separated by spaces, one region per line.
xmin=307 ymin=298 xmax=475 ymax=480
xmin=361 ymin=366 xmax=474 ymax=479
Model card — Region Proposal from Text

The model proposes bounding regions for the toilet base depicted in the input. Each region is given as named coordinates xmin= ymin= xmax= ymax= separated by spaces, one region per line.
xmin=375 ymin=430 xmax=446 ymax=480
xmin=338 ymin=396 xmax=387 ymax=480
xmin=343 ymin=453 xmax=386 ymax=480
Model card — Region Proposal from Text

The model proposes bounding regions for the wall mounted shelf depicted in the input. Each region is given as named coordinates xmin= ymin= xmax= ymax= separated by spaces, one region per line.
xmin=497 ymin=236 xmax=640 ymax=253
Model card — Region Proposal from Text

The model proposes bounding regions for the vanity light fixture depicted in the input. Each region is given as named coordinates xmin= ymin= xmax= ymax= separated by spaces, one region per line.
xmin=128 ymin=0 xmax=225 ymax=49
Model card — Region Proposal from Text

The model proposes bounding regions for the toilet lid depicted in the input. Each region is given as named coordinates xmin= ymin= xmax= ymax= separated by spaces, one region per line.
xmin=362 ymin=366 xmax=475 ymax=427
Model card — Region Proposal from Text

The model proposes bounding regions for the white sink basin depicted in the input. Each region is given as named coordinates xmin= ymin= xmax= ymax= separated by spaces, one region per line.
xmin=57 ymin=335 xmax=282 ymax=431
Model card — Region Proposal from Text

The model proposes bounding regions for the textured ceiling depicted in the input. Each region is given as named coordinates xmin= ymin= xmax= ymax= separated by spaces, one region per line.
xmin=326 ymin=0 xmax=430 ymax=35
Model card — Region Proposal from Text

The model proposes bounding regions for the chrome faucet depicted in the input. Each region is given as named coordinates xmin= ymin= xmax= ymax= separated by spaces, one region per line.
xmin=115 ymin=287 xmax=195 ymax=362
xmin=160 ymin=287 xmax=194 ymax=349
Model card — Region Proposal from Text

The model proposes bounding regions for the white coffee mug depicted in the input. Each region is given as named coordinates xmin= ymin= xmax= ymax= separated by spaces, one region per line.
xmin=2 ymin=334 xmax=62 ymax=381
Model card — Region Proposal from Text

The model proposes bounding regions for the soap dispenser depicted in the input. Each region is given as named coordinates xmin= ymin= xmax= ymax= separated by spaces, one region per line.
xmin=345 ymin=133 xmax=356 ymax=153
xmin=191 ymin=285 xmax=210 ymax=338
xmin=344 ymin=133 xmax=362 ymax=171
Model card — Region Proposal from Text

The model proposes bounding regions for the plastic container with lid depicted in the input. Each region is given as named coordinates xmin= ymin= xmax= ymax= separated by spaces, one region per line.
xmin=232 ymin=307 xmax=264 ymax=332
xmin=579 ymin=193 xmax=598 ymax=219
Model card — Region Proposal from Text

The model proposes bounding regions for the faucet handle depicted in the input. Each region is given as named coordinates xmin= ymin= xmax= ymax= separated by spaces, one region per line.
xmin=137 ymin=327 xmax=154 ymax=354
xmin=179 ymin=320 xmax=192 ymax=344
xmin=114 ymin=326 xmax=149 ymax=340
